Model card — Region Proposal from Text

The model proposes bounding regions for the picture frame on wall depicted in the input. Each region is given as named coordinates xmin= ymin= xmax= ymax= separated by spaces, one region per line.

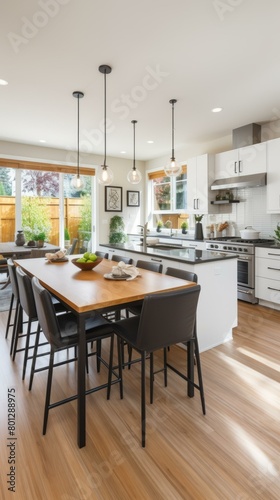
xmin=127 ymin=190 xmax=140 ymax=207
xmin=105 ymin=186 xmax=123 ymax=212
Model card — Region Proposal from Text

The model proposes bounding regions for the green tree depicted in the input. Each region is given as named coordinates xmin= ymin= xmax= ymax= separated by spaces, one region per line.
xmin=0 ymin=167 xmax=12 ymax=195
xmin=22 ymin=197 xmax=51 ymax=241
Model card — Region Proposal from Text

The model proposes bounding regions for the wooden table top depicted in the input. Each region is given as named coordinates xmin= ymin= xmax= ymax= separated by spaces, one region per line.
xmin=0 ymin=242 xmax=60 ymax=257
xmin=16 ymin=256 xmax=195 ymax=314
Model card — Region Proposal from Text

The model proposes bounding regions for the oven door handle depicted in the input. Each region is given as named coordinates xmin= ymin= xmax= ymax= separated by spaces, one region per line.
xmin=237 ymin=288 xmax=253 ymax=295
xmin=267 ymin=266 xmax=280 ymax=271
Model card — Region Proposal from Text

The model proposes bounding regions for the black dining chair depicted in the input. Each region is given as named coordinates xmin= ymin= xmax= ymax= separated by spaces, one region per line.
xmin=66 ymin=238 xmax=78 ymax=255
xmin=95 ymin=251 xmax=109 ymax=259
xmin=16 ymin=266 xmax=67 ymax=384
xmin=6 ymin=258 xmax=23 ymax=357
xmin=111 ymin=254 xmax=133 ymax=264
xmin=0 ymin=256 xmax=9 ymax=290
xmin=31 ymin=276 xmax=123 ymax=435
xmin=111 ymin=285 xmax=205 ymax=447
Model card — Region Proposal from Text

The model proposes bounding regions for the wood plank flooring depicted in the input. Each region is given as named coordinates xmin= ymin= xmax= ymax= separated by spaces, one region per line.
xmin=0 ymin=301 xmax=280 ymax=499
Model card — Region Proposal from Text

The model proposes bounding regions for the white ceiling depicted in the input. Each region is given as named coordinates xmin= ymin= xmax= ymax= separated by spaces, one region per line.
xmin=1 ymin=0 xmax=280 ymax=162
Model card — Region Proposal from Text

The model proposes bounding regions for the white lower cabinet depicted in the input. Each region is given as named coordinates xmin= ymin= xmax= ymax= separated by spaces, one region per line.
xmin=255 ymin=247 xmax=280 ymax=305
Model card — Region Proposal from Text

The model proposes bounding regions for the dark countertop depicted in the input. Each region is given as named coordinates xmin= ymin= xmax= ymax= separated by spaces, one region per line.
xmin=100 ymin=242 xmax=238 ymax=265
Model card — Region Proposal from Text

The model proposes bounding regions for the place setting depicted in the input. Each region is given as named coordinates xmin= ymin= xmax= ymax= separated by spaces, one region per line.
xmin=104 ymin=261 xmax=141 ymax=281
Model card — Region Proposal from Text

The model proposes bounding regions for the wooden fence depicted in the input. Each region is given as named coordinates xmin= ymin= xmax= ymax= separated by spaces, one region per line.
xmin=0 ymin=196 xmax=87 ymax=247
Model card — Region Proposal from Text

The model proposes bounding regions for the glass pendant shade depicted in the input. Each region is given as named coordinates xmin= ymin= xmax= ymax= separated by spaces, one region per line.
xmin=164 ymin=99 xmax=182 ymax=177
xmin=164 ymin=159 xmax=182 ymax=177
xmin=71 ymin=175 xmax=84 ymax=190
xmin=97 ymin=165 xmax=114 ymax=185
xmin=127 ymin=119 xmax=142 ymax=184
xmin=127 ymin=167 xmax=142 ymax=184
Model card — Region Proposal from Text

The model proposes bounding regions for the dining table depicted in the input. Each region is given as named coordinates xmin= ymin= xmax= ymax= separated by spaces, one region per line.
xmin=15 ymin=255 xmax=196 ymax=448
xmin=0 ymin=241 xmax=60 ymax=258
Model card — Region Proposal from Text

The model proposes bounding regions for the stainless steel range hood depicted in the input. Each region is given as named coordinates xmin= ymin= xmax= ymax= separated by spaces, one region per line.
xmin=211 ymin=173 xmax=267 ymax=190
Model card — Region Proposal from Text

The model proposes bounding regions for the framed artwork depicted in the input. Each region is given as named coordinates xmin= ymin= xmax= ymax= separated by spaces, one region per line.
xmin=105 ymin=186 xmax=123 ymax=212
xmin=127 ymin=190 xmax=140 ymax=207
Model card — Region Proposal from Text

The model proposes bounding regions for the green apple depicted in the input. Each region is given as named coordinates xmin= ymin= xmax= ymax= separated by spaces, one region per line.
xmin=83 ymin=252 xmax=90 ymax=260
xmin=89 ymin=253 xmax=97 ymax=262
xmin=77 ymin=258 xmax=86 ymax=263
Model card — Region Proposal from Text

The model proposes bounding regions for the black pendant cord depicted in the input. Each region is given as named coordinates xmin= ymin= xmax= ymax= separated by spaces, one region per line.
xmin=170 ymin=99 xmax=177 ymax=161
xmin=104 ymin=70 xmax=107 ymax=168
xmin=132 ymin=120 xmax=137 ymax=170
xmin=77 ymin=95 xmax=80 ymax=177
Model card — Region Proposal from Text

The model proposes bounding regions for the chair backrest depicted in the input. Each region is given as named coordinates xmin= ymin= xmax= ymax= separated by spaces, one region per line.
xmin=66 ymin=238 xmax=78 ymax=255
xmin=31 ymin=277 xmax=64 ymax=348
xmin=136 ymin=260 xmax=163 ymax=274
xmin=7 ymin=258 xmax=19 ymax=300
xmin=112 ymin=255 xmax=133 ymax=264
xmin=166 ymin=267 xmax=197 ymax=284
xmin=136 ymin=285 xmax=200 ymax=352
xmin=95 ymin=251 xmax=109 ymax=259
xmin=16 ymin=266 xmax=37 ymax=319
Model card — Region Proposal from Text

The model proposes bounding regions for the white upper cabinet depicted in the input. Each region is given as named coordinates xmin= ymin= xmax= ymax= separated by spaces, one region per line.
xmin=267 ymin=138 xmax=280 ymax=213
xmin=187 ymin=154 xmax=217 ymax=214
xmin=214 ymin=143 xmax=267 ymax=180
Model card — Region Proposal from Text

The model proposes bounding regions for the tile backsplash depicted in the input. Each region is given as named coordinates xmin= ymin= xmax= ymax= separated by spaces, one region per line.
xmin=206 ymin=186 xmax=279 ymax=239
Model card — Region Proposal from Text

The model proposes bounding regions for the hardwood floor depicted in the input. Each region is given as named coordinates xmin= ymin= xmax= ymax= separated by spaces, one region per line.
xmin=0 ymin=301 xmax=280 ymax=499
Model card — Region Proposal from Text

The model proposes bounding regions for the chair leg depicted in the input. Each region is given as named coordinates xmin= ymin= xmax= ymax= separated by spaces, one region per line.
xmin=96 ymin=339 xmax=101 ymax=372
xmin=5 ymin=294 xmax=14 ymax=339
xmin=10 ymin=300 xmax=20 ymax=356
xmin=163 ymin=347 xmax=168 ymax=387
xmin=194 ymin=337 xmax=206 ymax=415
xmin=22 ymin=319 xmax=32 ymax=380
xmin=141 ymin=351 xmax=146 ymax=448
xmin=43 ymin=348 xmax=55 ymax=435
xmin=29 ymin=324 xmax=41 ymax=391
xmin=150 ymin=352 xmax=154 ymax=404
xmin=12 ymin=304 xmax=23 ymax=359
xmin=106 ymin=335 xmax=114 ymax=400
xmin=117 ymin=337 xmax=123 ymax=399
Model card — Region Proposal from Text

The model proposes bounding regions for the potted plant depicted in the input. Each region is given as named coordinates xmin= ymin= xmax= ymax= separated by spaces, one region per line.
xmin=181 ymin=221 xmax=188 ymax=234
xmin=156 ymin=220 xmax=163 ymax=233
xmin=109 ymin=216 xmax=126 ymax=244
xmin=194 ymin=214 xmax=204 ymax=240
xmin=33 ymin=231 xmax=46 ymax=248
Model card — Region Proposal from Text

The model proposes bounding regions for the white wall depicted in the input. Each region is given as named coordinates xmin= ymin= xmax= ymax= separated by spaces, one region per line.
xmin=0 ymin=140 xmax=146 ymax=245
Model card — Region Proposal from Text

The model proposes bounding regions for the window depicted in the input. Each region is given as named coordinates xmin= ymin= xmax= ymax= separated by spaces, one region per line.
xmin=149 ymin=166 xmax=187 ymax=214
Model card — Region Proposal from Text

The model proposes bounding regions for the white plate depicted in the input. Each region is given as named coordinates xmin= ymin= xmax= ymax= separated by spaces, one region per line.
xmin=104 ymin=273 xmax=129 ymax=281
xmin=47 ymin=257 xmax=69 ymax=263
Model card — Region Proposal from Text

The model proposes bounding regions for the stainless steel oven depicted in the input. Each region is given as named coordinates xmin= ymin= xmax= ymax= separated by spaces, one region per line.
xmin=206 ymin=237 xmax=274 ymax=304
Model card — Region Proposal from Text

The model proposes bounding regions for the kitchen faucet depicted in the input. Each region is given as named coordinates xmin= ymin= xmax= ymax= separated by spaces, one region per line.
xmin=137 ymin=223 xmax=148 ymax=250
xmin=165 ymin=220 xmax=174 ymax=237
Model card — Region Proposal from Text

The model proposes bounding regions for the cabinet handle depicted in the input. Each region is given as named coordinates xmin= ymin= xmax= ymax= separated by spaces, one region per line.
xmin=197 ymin=198 xmax=199 ymax=210
xmin=238 ymin=160 xmax=242 ymax=173
xmin=234 ymin=161 xmax=237 ymax=174
xmin=193 ymin=199 xmax=196 ymax=210
xmin=268 ymin=286 xmax=280 ymax=292
xmin=151 ymin=258 xmax=162 ymax=262
xmin=268 ymin=252 xmax=280 ymax=256
xmin=267 ymin=267 xmax=280 ymax=271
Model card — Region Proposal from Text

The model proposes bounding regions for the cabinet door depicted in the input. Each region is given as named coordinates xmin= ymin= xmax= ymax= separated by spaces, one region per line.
xmin=215 ymin=150 xmax=237 ymax=179
xmin=186 ymin=157 xmax=197 ymax=212
xmin=195 ymin=155 xmax=210 ymax=213
xmin=267 ymin=138 xmax=280 ymax=213
xmin=238 ymin=143 xmax=266 ymax=175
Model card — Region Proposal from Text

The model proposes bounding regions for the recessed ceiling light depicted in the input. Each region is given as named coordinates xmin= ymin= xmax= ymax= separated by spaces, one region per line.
xmin=39 ymin=139 xmax=46 ymax=143
xmin=120 ymin=151 xmax=126 ymax=154
xmin=212 ymin=107 xmax=222 ymax=113
xmin=0 ymin=79 xmax=8 ymax=86
xmin=147 ymin=140 xmax=154 ymax=144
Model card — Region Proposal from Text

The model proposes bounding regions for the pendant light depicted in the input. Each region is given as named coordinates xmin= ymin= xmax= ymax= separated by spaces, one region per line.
xmin=127 ymin=120 xmax=142 ymax=184
xmin=71 ymin=91 xmax=84 ymax=190
xmin=164 ymin=99 xmax=182 ymax=177
xmin=97 ymin=64 xmax=114 ymax=185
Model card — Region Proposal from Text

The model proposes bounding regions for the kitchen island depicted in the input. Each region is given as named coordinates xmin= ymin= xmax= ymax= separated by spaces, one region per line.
xmin=99 ymin=242 xmax=238 ymax=352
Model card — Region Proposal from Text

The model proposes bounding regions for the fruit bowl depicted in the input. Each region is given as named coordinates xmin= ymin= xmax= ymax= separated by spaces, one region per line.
xmin=71 ymin=257 xmax=103 ymax=271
